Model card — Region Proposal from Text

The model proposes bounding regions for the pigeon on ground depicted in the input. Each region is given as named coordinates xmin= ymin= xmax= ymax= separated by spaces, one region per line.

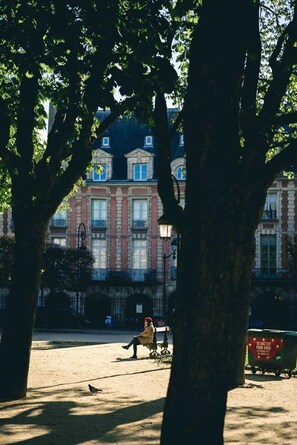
xmin=88 ymin=384 xmax=102 ymax=394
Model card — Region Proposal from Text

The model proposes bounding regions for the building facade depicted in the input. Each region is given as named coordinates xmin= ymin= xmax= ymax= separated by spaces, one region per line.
xmin=1 ymin=110 xmax=297 ymax=329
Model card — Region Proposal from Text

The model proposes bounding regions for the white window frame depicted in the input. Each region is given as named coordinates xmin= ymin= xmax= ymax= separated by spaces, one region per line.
xmin=133 ymin=163 xmax=147 ymax=181
xmin=92 ymin=238 xmax=107 ymax=269
xmin=91 ymin=199 xmax=107 ymax=227
xmin=102 ymin=136 xmax=110 ymax=147
xmin=176 ymin=166 xmax=186 ymax=180
xmin=93 ymin=164 xmax=107 ymax=181
xmin=132 ymin=200 xmax=148 ymax=228
xmin=132 ymin=239 xmax=147 ymax=270
xmin=145 ymin=135 xmax=153 ymax=146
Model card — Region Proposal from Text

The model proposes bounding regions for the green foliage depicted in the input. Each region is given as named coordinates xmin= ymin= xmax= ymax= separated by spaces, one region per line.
xmin=0 ymin=0 xmax=184 ymax=209
xmin=0 ymin=236 xmax=94 ymax=293
xmin=42 ymin=243 xmax=94 ymax=293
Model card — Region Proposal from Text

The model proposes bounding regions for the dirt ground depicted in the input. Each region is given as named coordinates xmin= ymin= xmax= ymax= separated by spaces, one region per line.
xmin=0 ymin=341 xmax=296 ymax=445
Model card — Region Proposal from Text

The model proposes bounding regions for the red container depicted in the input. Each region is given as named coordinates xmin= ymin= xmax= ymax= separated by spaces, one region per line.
xmin=247 ymin=329 xmax=297 ymax=378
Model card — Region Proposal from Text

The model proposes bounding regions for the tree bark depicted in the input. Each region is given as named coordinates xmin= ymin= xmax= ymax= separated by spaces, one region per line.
xmin=160 ymin=2 xmax=259 ymax=442
xmin=161 ymin=199 xmax=256 ymax=444
xmin=0 ymin=214 xmax=47 ymax=400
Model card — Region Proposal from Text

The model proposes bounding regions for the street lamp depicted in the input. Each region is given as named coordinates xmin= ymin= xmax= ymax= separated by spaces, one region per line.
xmin=158 ymin=173 xmax=182 ymax=316
xmin=158 ymin=213 xmax=173 ymax=241
xmin=76 ymin=223 xmax=87 ymax=316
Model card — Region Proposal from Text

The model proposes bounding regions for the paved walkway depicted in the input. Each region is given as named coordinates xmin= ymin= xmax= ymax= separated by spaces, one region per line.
xmin=30 ymin=328 xmax=173 ymax=347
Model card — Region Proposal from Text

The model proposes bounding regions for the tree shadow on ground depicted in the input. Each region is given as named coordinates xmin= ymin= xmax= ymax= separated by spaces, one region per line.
xmin=225 ymin=404 xmax=297 ymax=444
xmin=0 ymin=396 xmax=165 ymax=444
xmin=30 ymin=366 xmax=169 ymax=392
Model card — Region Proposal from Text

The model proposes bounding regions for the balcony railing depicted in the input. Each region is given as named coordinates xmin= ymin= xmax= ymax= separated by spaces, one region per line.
xmin=91 ymin=219 xmax=107 ymax=228
xmin=51 ymin=218 xmax=67 ymax=227
xmin=132 ymin=219 xmax=147 ymax=229
xmin=252 ymin=268 xmax=290 ymax=280
xmin=92 ymin=268 xmax=157 ymax=282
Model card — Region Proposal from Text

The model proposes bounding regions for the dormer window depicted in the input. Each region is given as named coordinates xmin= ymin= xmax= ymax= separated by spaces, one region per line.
xmin=180 ymin=134 xmax=184 ymax=146
xmin=133 ymin=163 xmax=147 ymax=181
xmin=93 ymin=164 xmax=107 ymax=181
xmin=176 ymin=165 xmax=186 ymax=180
xmin=144 ymin=135 xmax=153 ymax=146
xmin=101 ymin=136 xmax=110 ymax=148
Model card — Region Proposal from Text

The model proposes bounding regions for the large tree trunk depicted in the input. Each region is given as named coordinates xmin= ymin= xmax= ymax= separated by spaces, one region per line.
xmin=160 ymin=2 xmax=259 ymax=442
xmin=0 ymin=214 xmax=48 ymax=400
xmin=161 ymin=198 xmax=256 ymax=443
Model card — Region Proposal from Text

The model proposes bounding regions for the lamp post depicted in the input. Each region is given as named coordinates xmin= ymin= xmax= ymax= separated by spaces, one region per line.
xmin=162 ymin=239 xmax=177 ymax=316
xmin=76 ymin=223 xmax=87 ymax=316
xmin=158 ymin=173 xmax=181 ymax=316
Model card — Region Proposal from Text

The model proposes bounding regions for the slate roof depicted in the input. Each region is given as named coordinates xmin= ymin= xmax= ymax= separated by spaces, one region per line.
xmin=93 ymin=108 xmax=183 ymax=180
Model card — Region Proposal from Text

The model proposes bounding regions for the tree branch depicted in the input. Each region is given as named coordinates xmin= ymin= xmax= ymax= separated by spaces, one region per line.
xmin=257 ymin=7 xmax=297 ymax=145
xmin=153 ymin=93 xmax=183 ymax=231
xmin=16 ymin=74 xmax=40 ymax=168
xmin=263 ymin=138 xmax=297 ymax=184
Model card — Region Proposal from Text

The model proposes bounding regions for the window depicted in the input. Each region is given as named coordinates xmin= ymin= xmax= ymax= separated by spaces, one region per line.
xmin=102 ymin=136 xmax=110 ymax=147
xmin=260 ymin=234 xmax=276 ymax=275
xmin=180 ymin=134 xmax=184 ymax=146
xmin=91 ymin=200 xmax=107 ymax=227
xmin=51 ymin=209 xmax=67 ymax=227
xmin=133 ymin=163 xmax=147 ymax=181
xmin=176 ymin=166 xmax=186 ymax=180
xmin=51 ymin=237 xmax=66 ymax=247
xmin=92 ymin=239 xmax=107 ymax=280
xmin=131 ymin=239 xmax=147 ymax=280
xmin=132 ymin=200 xmax=148 ymax=228
xmin=145 ymin=135 xmax=153 ymax=146
xmin=92 ymin=164 xmax=107 ymax=181
xmin=262 ymin=193 xmax=277 ymax=219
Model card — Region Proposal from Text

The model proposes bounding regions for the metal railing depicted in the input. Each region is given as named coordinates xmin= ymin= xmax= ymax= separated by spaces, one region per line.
xmin=92 ymin=268 xmax=158 ymax=282
xmin=252 ymin=268 xmax=290 ymax=280
xmin=132 ymin=219 xmax=147 ymax=229
xmin=51 ymin=218 xmax=67 ymax=227
xmin=91 ymin=219 xmax=107 ymax=228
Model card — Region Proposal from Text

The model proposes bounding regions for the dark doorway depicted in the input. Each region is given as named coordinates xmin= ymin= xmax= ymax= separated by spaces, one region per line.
xmin=85 ymin=293 xmax=111 ymax=327
xmin=126 ymin=294 xmax=153 ymax=329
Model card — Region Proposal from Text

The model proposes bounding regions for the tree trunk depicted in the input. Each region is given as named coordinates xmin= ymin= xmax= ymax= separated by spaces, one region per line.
xmin=0 ymin=217 xmax=47 ymax=400
xmin=161 ymin=199 xmax=255 ymax=444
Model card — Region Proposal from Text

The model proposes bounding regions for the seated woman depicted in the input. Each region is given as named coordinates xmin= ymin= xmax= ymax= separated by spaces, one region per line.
xmin=122 ymin=316 xmax=154 ymax=359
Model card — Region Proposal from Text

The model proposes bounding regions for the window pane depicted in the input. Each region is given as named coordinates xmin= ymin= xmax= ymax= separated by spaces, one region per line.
xmin=263 ymin=193 xmax=277 ymax=219
xmin=102 ymin=137 xmax=110 ymax=147
xmin=132 ymin=240 xmax=147 ymax=269
xmin=145 ymin=135 xmax=153 ymax=146
xmin=92 ymin=239 xmax=107 ymax=269
xmin=260 ymin=234 xmax=276 ymax=273
xmin=133 ymin=164 xmax=147 ymax=181
xmin=176 ymin=166 xmax=186 ymax=180
xmin=133 ymin=200 xmax=148 ymax=227
xmin=93 ymin=164 xmax=106 ymax=181
xmin=91 ymin=200 xmax=107 ymax=227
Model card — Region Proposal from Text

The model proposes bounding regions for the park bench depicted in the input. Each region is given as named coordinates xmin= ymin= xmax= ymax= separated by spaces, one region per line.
xmin=145 ymin=326 xmax=172 ymax=358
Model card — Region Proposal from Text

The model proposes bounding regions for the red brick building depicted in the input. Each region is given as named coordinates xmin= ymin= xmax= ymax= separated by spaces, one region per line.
xmin=1 ymin=110 xmax=297 ymax=329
